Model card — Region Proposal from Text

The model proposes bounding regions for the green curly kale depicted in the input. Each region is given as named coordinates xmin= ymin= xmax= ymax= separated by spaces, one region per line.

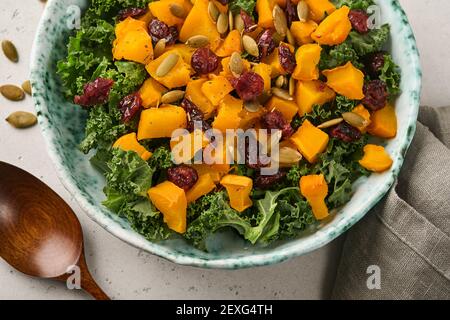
xmin=348 ymin=24 xmax=390 ymax=56
xmin=333 ymin=0 xmax=375 ymax=10
xmin=319 ymin=42 xmax=361 ymax=70
xmin=229 ymin=0 xmax=256 ymax=14
xmin=380 ymin=53 xmax=401 ymax=96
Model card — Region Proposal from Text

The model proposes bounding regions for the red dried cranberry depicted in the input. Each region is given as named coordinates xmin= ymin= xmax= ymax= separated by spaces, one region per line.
xmin=362 ymin=80 xmax=388 ymax=111
xmin=191 ymin=47 xmax=220 ymax=75
xmin=149 ymin=19 xmax=178 ymax=45
xmin=285 ymin=0 xmax=298 ymax=27
xmin=117 ymin=7 xmax=147 ymax=21
xmin=278 ymin=44 xmax=296 ymax=74
xmin=232 ymin=71 xmax=264 ymax=101
xmin=244 ymin=137 xmax=271 ymax=169
xmin=261 ymin=110 xmax=294 ymax=139
xmin=349 ymin=9 xmax=369 ymax=34
xmin=118 ymin=92 xmax=142 ymax=123
xmin=364 ymin=52 xmax=385 ymax=77
xmin=74 ymin=78 xmax=114 ymax=107
xmin=180 ymin=98 xmax=211 ymax=132
xmin=215 ymin=0 xmax=229 ymax=4
xmin=167 ymin=165 xmax=199 ymax=191
xmin=254 ymin=171 xmax=286 ymax=189
xmin=257 ymin=29 xmax=275 ymax=60
xmin=240 ymin=10 xmax=257 ymax=32
xmin=330 ymin=122 xmax=362 ymax=142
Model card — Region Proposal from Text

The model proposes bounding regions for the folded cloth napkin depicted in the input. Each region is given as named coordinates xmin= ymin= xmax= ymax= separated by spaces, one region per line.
xmin=331 ymin=106 xmax=450 ymax=300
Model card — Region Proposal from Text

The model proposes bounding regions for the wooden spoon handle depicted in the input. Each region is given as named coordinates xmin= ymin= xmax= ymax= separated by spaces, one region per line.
xmin=78 ymin=252 xmax=110 ymax=300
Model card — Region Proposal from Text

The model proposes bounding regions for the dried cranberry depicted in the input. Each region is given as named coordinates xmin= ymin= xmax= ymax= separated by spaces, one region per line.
xmin=349 ymin=9 xmax=369 ymax=34
xmin=191 ymin=47 xmax=220 ymax=75
xmin=364 ymin=52 xmax=385 ymax=77
xmin=257 ymin=29 xmax=275 ymax=60
xmin=244 ymin=136 xmax=271 ymax=169
xmin=285 ymin=0 xmax=298 ymax=27
xmin=167 ymin=165 xmax=199 ymax=191
xmin=240 ymin=10 xmax=257 ymax=32
xmin=180 ymin=98 xmax=211 ymax=132
xmin=330 ymin=122 xmax=362 ymax=142
xmin=117 ymin=7 xmax=147 ymax=21
xmin=149 ymin=19 xmax=178 ymax=45
xmin=215 ymin=0 xmax=229 ymax=4
xmin=278 ymin=44 xmax=296 ymax=74
xmin=74 ymin=78 xmax=114 ymax=107
xmin=362 ymin=80 xmax=388 ymax=111
xmin=118 ymin=92 xmax=142 ymax=123
xmin=254 ymin=171 xmax=286 ymax=189
xmin=232 ymin=72 xmax=265 ymax=101
xmin=261 ymin=111 xmax=294 ymax=139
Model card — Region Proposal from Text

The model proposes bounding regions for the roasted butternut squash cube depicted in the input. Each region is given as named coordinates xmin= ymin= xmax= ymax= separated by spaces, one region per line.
xmin=359 ymin=144 xmax=393 ymax=173
xmin=305 ymin=0 xmax=336 ymax=22
xmin=220 ymin=175 xmax=253 ymax=212
xmin=212 ymin=95 xmax=243 ymax=132
xmin=190 ymin=164 xmax=228 ymax=183
xmin=186 ymin=174 xmax=217 ymax=203
xmin=149 ymin=0 xmax=192 ymax=27
xmin=295 ymin=80 xmax=335 ymax=116
xmin=137 ymin=105 xmax=187 ymax=140
xmin=185 ymin=78 xmax=216 ymax=119
xmin=139 ymin=78 xmax=167 ymax=108
xmin=265 ymin=96 xmax=298 ymax=121
xmin=165 ymin=44 xmax=197 ymax=63
xmin=252 ymin=63 xmax=273 ymax=92
xmin=322 ymin=61 xmax=365 ymax=100
xmin=113 ymin=133 xmax=153 ymax=161
xmin=290 ymin=119 xmax=329 ymax=163
xmin=112 ymin=17 xmax=153 ymax=65
xmin=146 ymin=50 xmax=192 ymax=89
xmin=148 ymin=181 xmax=187 ymax=234
xmin=292 ymin=44 xmax=322 ymax=81
xmin=201 ymin=75 xmax=234 ymax=106
xmin=290 ymin=20 xmax=318 ymax=45
xmin=352 ymin=104 xmax=371 ymax=132
xmin=300 ymin=174 xmax=329 ymax=220
xmin=256 ymin=0 xmax=275 ymax=28
xmin=215 ymin=30 xmax=243 ymax=57
xmin=367 ymin=104 xmax=398 ymax=138
xmin=239 ymin=107 xmax=266 ymax=130
xmin=311 ymin=6 xmax=351 ymax=45
xmin=170 ymin=129 xmax=210 ymax=164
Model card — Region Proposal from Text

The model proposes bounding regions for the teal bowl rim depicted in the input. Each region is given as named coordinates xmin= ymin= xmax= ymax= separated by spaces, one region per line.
xmin=30 ymin=0 xmax=422 ymax=269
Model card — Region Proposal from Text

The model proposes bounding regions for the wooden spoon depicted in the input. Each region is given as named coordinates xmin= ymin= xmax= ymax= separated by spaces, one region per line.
xmin=0 ymin=161 xmax=110 ymax=300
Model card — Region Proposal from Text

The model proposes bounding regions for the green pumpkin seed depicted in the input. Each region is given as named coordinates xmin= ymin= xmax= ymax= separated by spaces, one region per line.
xmin=169 ymin=4 xmax=186 ymax=19
xmin=244 ymin=101 xmax=262 ymax=113
xmin=272 ymin=87 xmax=293 ymax=101
xmin=234 ymin=14 xmax=244 ymax=33
xmin=6 ymin=111 xmax=37 ymax=129
xmin=278 ymin=147 xmax=302 ymax=167
xmin=154 ymin=39 xmax=166 ymax=58
xmin=297 ymin=1 xmax=309 ymax=22
xmin=342 ymin=112 xmax=368 ymax=128
xmin=156 ymin=53 xmax=179 ymax=77
xmin=229 ymin=52 xmax=244 ymax=77
xmin=273 ymin=5 xmax=288 ymax=37
xmin=2 ymin=40 xmax=18 ymax=63
xmin=289 ymin=77 xmax=295 ymax=96
xmin=208 ymin=1 xmax=219 ymax=22
xmin=275 ymin=75 xmax=286 ymax=88
xmin=186 ymin=35 xmax=209 ymax=48
xmin=317 ymin=118 xmax=344 ymax=129
xmin=242 ymin=35 xmax=259 ymax=57
xmin=286 ymin=29 xmax=296 ymax=46
xmin=0 ymin=84 xmax=25 ymax=101
xmin=22 ymin=80 xmax=32 ymax=96
xmin=217 ymin=13 xmax=229 ymax=34
xmin=228 ymin=10 xmax=234 ymax=31
xmin=161 ymin=90 xmax=185 ymax=104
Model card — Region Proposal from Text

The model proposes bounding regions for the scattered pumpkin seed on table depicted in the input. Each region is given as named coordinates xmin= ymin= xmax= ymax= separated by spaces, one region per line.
xmin=6 ymin=111 xmax=37 ymax=129
xmin=2 ymin=40 xmax=18 ymax=63
xmin=0 ymin=85 xmax=25 ymax=101
xmin=22 ymin=80 xmax=32 ymax=96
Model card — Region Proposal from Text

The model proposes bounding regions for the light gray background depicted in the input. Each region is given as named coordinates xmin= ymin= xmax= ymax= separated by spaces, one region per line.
xmin=0 ymin=0 xmax=448 ymax=300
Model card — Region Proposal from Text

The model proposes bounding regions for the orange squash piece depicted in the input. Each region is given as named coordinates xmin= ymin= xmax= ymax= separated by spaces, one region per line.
xmin=311 ymin=6 xmax=351 ymax=45
xmin=220 ymin=175 xmax=253 ymax=212
xmin=146 ymin=50 xmax=192 ymax=89
xmin=293 ymin=44 xmax=322 ymax=81
xmin=359 ymin=144 xmax=393 ymax=173
xmin=215 ymin=30 xmax=243 ymax=57
xmin=212 ymin=95 xmax=243 ymax=132
xmin=186 ymin=174 xmax=217 ymax=203
xmin=305 ymin=0 xmax=336 ymax=22
xmin=137 ymin=105 xmax=187 ymax=140
xmin=290 ymin=119 xmax=329 ymax=163
xmin=149 ymin=0 xmax=192 ymax=27
xmin=139 ymin=78 xmax=168 ymax=108
xmin=190 ymin=164 xmax=228 ymax=183
xmin=239 ymin=107 xmax=267 ymax=129
xmin=252 ymin=63 xmax=273 ymax=92
xmin=265 ymin=96 xmax=298 ymax=121
xmin=367 ymin=104 xmax=398 ymax=139
xmin=290 ymin=20 xmax=318 ymax=45
xmin=201 ymin=75 xmax=234 ymax=106
xmin=113 ymin=133 xmax=153 ymax=161
xmin=263 ymin=42 xmax=295 ymax=77
xmin=256 ymin=0 xmax=276 ymax=28
xmin=300 ymin=174 xmax=329 ymax=220
xmin=352 ymin=104 xmax=371 ymax=132
xmin=148 ymin=181 xmax=187 ymax=234
xmin=295 ymin=80 xmax=335 ymax=116
xmin=185 ymin=78 xmax=216 ymax=119
xmin=165 ymin=44 xmax=197 ymax=64
xmin=322 ymin=62 xmax=365 ymax=100
xmin=170 ymin=129 xmax=210 ymax=164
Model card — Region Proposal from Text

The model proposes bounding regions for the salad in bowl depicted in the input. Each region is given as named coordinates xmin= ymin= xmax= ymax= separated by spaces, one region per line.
xmin=55 ymin=0 xmax=403 ymax=253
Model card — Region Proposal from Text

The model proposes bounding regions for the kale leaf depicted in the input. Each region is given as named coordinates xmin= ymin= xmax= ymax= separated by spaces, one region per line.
xmin=348 ymin=24 xmax=390 ymax=56
xmin=333 ymin=0 xmax=375 ymax=10
xmin=380 ymin=53 xmax=401 ymax=96
xmin=229 ymin=0 xmax=257 ymax=14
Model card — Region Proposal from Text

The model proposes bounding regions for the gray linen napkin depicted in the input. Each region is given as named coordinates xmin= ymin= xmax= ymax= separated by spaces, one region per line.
xmin=331 ymin=106 xmax=450 ymax=300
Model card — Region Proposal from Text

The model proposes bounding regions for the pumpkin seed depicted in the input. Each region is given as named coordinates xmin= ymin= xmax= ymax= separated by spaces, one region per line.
xmin=273 ymin=5 xmax=288 ymax=37
xmin=317 ymin=118 xmax=344 ymax=129
xmin=297 ymin=1 xmax=309 ymax=22
xmin=286 ymin=29 xmax=295 ymax=46
xmin=154 ymin=39 xmax=166 ymax=58
xmin=217 ymin=13 xmax=229 ymax=34
xmin=234 ymin=13 xmax=244 ymax=33
xmin=342 ymin=112 xmax=368 ymax=128
xmin=22 ymin=80 xmax=32 ymax=96
xmin=0 ymin=85 xmax=25 ymax=101
xmin=2 ymin=40 xmax=18 ymax=63
xmin=278 ymin=147 xmax=302 ymax=167
xmin=275 ymin=75 xmax=286 ymax=88
xmin=156 ymin=53 xmax=179 ymax=77
xmin=289 ymin=77 xmax=295 ymax=96
xmin=6 ymin=111 xmax=37 ymax=129
xmin=244 ymin=100 xmax=262 ymax=113
xmin=161 ymin=90 xmax=185 ymax=104
xmin=229 ymin=52 xmax=244 ymax=77
xmin=228 ymin=10 xmax=234 ymax=31
xmin=208 ymin=1 xmax=220 ymax=22
xmin=272 ymin=87 xmax=293 ymax=101
xmin=242 ymin=35 xmax=259 ymax=57
xmin=169 ymin=4 xmax=186 ymax=19
xmin=186 ymin=35 xmax=209 ymax=48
